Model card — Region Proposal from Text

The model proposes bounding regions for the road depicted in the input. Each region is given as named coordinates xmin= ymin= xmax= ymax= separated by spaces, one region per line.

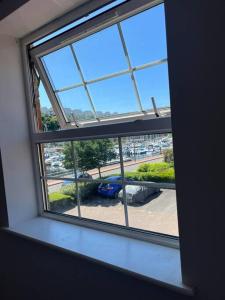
xmin=48 ymin=155 xmax=163 ymax=193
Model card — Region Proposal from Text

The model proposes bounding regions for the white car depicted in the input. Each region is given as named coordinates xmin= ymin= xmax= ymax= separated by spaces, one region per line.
xmin=118 ymin=185 xmax=159 ymax=204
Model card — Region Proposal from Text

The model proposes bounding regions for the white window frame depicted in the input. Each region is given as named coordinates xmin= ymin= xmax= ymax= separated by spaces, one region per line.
xmin=21 ymin=0 xmax=178 ymax=248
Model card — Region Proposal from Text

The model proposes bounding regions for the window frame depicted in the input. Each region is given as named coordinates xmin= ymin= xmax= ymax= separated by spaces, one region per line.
xmin=21 ymin=0 xmax=178 ymax=248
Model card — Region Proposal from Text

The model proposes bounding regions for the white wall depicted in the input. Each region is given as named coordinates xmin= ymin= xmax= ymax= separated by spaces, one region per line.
xmin=0 ymin=35 xmax=37 ymax=226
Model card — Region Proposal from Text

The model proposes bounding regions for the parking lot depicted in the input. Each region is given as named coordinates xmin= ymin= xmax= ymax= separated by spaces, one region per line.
xmin=64 ymin=189 xmax=178 ymax=236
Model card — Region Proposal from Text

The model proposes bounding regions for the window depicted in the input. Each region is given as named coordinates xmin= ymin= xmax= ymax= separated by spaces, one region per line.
xmin=28 ymin=0 xmax=178 ymax=241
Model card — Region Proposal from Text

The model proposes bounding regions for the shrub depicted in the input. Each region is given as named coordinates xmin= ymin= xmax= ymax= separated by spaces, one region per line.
xmin=60 ymin=182 xmax=99 ymax=201
xmin=125 ymin=166 xmax=175 ymax=183
xmin=49 ymin=192 xmax=73 ymax=202
xmin=163 ymin=149 xmax=174 ymax=163
xmin=60 ymin=183 xmax=76 ymax=197
xmin=125 ymin=162 xmax=175 ymax=183
xmin=137 ymin=162 xmax=170 ymax=173
xmin=80 ymin=182 xmax=99 ymax=200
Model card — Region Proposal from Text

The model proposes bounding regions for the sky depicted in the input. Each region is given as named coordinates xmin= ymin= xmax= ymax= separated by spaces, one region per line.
xmin=39 ymin=3 xmax=170 ymax=119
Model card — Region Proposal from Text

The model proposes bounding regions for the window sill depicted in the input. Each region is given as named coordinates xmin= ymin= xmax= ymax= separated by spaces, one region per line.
xmin=3 ymin=217 xmax=193 ymax=296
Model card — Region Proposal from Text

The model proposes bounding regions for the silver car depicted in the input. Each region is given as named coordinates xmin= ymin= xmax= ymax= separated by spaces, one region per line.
xmin=119 ymin=185 xmax=159 ymax=204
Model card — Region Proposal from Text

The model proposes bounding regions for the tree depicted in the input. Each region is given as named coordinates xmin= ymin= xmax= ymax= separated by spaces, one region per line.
xmin=41 ymin=114 xmax=60 ymax=131
xmin=163 ymin=148 xmax=174 ymax=164
xmin=63 ymin=139 xmax=116 ymax=178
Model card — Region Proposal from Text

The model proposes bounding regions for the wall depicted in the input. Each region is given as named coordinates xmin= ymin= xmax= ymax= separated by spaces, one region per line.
xmin=1 ymin=0 xmax=225 ymax=299
xmin=0 ymin=35 xmax=37 ymax=226
xmin=0 ymin=0 xmax=30 ymax=21
xmin=0 ymin=230 xmax=189 ymax=300
xmin=165 ymin=0 xmax=225 ymax=299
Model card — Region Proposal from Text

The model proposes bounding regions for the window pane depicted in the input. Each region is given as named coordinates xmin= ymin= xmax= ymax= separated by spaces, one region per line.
xmin=88 ymin=75 xmax=140 ymax=118
xmin=42 ymin=142 xmax=73 ymax=178
xmin=124 ymin=186 xmax=178 ymax=236
xmin=42 ymin=138 xmax=120 ymax=180
xmin=122 ymin=134 xmax=174 ymax=178
xmin=73 ymin=138 xmax=121 ymax=178
xmin=57 ymin=87 xmax=95 ymax=122
xmin=121 ymin=134 xmax=177 ymax=236
xmin=46 ymin=179 xmax=78 ymax=216
xmin=42 ymin=46 xmax=81 ymax=90
xmin=121 ymin=4 xmax=167 ymax=66
xmin=79 ymin=180 xmax=125 ymax=226
xmin=135 ymin=63 xmax=171 ymax=112
xmin=74 ymin=25 xmax=127 ymax=80
xmin=38 ymin=81 xmax=60 ymax=132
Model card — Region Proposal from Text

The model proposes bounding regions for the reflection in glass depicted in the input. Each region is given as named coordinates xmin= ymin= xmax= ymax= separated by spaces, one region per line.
xmin=74 ymin=25 xmax=127 ymax=80
xmin=121 ymin=4 xmax=167 ymax=66
xmin=88 ymin=75 xmax=139 ymax=117
xmin=42 ymin=46 xmax=81 ymax=90
xmin=57 ymin=87 xmax=95 ymax=122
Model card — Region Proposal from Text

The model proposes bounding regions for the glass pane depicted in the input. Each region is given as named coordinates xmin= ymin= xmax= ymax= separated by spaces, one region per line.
xmin=42 ymin=46 xmax=81 ymax=90
xmin=121 ymin=4 xmax=167 ymax=66
xmin=42 ymin=142 xmax=73 ymax=178
xmin=88 ymin=75 xmax=140 ymax=118
xmin=46 ymin=179 xmax=78 ymax=216
xmin=38 ymin=81 xmax=60 ymax=132
xmin=57 ymin=87 xmax=95 ymax=122
xmin=74 ymin=25 xmax=127 ymax=80
xmin=125 ymin=186 xmax=178 ymax=236
xmin=135 ymin=63 xmax=171 ymax=112
xmin=122 ymin=134 xmax=174 ymax=179
xmin=121 ymin=133 xmax=177 ymax=236
xmin=80 ymin=180 xmax=125 ymax=226
xmin=73 ymin=138 xmax=121 ymax=179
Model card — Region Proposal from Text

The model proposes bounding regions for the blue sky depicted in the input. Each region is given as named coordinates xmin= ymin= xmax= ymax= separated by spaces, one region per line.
xmin=39 ymin=3 xmax=170 ymax=117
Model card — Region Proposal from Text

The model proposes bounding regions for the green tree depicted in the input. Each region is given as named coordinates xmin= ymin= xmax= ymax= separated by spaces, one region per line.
xmin=163 ymin=148 xmax=174 ymax=164
xmin=41 ymin=114 xmax=60 ymax=131
xmin=63 ymin=139 xmax=116 ymax=178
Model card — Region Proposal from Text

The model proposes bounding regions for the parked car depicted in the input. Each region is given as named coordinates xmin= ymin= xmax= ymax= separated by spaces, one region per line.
xmin=98 ymin=176 xmax=122 ymax=198
xmin=77 ymin=172 xmax=92 ymax=179
xmin=118 ymin=185 xmax=160 ymax=204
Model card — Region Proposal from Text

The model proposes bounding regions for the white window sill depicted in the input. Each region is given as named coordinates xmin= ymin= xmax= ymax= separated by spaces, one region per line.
xmin=4 ymin=217 xmax=193 ymax=296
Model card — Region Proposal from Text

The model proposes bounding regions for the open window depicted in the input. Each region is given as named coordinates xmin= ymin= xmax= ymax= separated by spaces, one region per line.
xmin=28 ymin=0 xmax=178 ymax=241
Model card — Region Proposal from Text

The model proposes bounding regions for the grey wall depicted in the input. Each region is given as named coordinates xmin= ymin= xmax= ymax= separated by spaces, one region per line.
xmin=1 ymin=0 xmax=225 ymax=299
xmin=0 ymin=35 xmax=37 ymax=226
xmin=165 ymin=0 xmax=225 ymax=299
xmin=0 ymin=0 xmax=30 ymax=21
xmin=0 ymin=230 xmax=188 ymax=300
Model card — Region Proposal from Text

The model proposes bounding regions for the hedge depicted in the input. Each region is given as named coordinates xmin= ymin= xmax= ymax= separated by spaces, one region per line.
xmin=137 ymin=162 xmax=170 ymax=173
xmin=126 ymin=162 xmax=175 ymax=183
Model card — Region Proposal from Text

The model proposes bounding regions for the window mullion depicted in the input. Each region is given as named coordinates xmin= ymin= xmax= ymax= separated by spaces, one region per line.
xmin=69 ymin=45 xmax=99 ymax=121
xmin=117 ymin=22 xmax=145 ymax=114
xmin=71 ymin=141 xmax=81 ymax=217
xmin=118 ymin=137 xmax=129 ymax=227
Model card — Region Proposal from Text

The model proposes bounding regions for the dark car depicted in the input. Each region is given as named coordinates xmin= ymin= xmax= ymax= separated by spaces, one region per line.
xmin=78 ymin=172 xmax=92 ymax=179
xmin=98 ymin=176 xmax=122 ymax=198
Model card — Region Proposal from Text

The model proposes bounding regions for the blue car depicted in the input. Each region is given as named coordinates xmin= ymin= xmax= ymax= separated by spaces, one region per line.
xmin=98 ymin=176 xmax=122 ymax=198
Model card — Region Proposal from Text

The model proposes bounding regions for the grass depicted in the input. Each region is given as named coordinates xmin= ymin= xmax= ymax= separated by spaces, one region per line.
xmin=48 ymin=192 xmax=73 ymax=202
